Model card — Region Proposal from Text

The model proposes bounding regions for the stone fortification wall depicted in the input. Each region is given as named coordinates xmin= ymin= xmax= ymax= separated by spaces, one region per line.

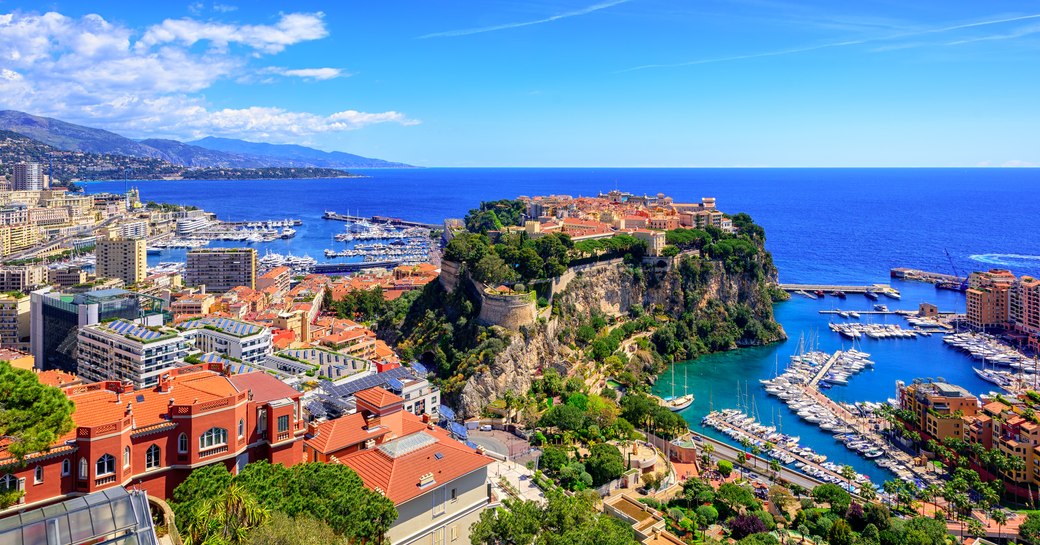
xmin=438 ymin=259 xmax=462 ymax=292
xmin=476 ymin=290 xmax=536 ymax=330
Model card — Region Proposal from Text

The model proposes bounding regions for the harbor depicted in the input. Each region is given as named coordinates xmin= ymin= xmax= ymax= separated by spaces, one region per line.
xmin=322 ymin=210 xmax=441 ymax=230
xmin=325 ymin=218 xmax=434 ymax=265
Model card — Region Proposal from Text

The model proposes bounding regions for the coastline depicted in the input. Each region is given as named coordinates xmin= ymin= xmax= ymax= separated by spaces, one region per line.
xmin=73 ymin=174 xmax=369 ymax=184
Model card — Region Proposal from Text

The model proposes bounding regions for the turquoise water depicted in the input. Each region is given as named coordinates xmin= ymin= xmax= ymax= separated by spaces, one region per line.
xmin=652 ymin=279 xmax=986 ymax=484
xmin=81 ymin=168 xmax=1040 ymax=484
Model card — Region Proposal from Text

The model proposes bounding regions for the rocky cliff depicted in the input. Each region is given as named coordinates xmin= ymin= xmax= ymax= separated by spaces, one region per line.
xmin=455 ymin=254 xmax=786 ymax=416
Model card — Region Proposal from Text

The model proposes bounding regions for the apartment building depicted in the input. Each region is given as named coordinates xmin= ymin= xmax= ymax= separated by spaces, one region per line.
xmin=897 ymin=380 xmax=978 ymax=441
xmin=30 ymin=288 xmax=168 ymax=373
xmin=96 ymin=237 xmax=147 ymax=286
xmin=0 ymin=223 xmax=39 ymax=257
xmin=966 ymin=269 xmax=1016 ymax=331
xmin=12 ymin=162 xmax=44 ymax=191
xmin=1012 ymin=276 xmax=1040 ymax=350
xmin=186 ymin=248 xmax=256 ymax=292
xmin=0 ymin=364 xmax=304 ymax=514
xmin=257 ymin=266 xmax=291 ymax=295
xmin=304 ymin=387 xmax=492 ymax=545
xmin=170 ymin=293 xmax=216 ymax=316
xmin=0 ymin=264 xmax=46 ymax=292
xmin=77 ymin=320 xmax=188 ymax=388
xmin=176 ymin=316 xmax=272 ymax=364
xmin=47 ymin=266 xmax=88 ymax=288
xmin=0 ymin=292 xmax=31 ymax=350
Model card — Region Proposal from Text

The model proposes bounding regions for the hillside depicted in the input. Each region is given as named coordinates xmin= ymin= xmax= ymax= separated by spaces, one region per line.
xmin=0 ymin=130 xmax=349 ymax=182
xmin=189 ymin=137 xmax=412 ymax=168
xmin=0 ymin=110 xmax=409 ymax=168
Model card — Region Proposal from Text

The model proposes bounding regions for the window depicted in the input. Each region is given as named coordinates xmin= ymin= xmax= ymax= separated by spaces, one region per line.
xmin=34 ymin=466 xmax=43 ymax=484
xmin=146 ymin=445 xmax=161 ymax=470
xmin=258 ymin=409 xmax=268 ymax=433
xmin=178 ymin=433 xmax=188 ymax=453
xmin=124 ymin=446 xmax=131 ymax=468
xmin=238 ymin=418 xmax=244 ymax=438
xmin=96 ymin=454 xmax=115 ymax=476
xmin=277 ymin=415 xmax=289 ymax=434
xmin=450 ymin=488 xmax=457 ymax=501
xmin=199 ymin=427 xmax=228 ymax=449
xmin=79 ymin=458 xmax=88 ymax=479
xmin=62 ymin=459 xmax=70 ymax=476
xmin=450 ymin=525 xmax=458 ymax=542
xmin=431 ymin=528 xmax=444 ymax=545
xmin=433 ymin=486 xmax=446 ymax=516
xmin=293 ymin=403 xmax=298 ymax=422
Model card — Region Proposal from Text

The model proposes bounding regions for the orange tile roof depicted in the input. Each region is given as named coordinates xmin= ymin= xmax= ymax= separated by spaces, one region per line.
xmin=354 ymin=387 xmax=404 ymax=409
xmin=228 ymin=372 xmax=300 ymax=403
xmin=260 ymin=266 xmax=290 ymax=279
xmin=336 ymin=412 xmax=492 ymax=505
xmin=36 ymin=369 xmax=79 ymax=387
xmin=306 ymin=413 xmax=391 ymax=454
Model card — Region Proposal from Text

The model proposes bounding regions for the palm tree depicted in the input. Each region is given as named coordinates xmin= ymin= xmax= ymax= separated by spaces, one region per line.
xmin=770 ymin=459 xmax=782 ymax=481
xmin=992 ymin=508 xmax=1008 ymax=541
xmin=840 ymin=465 xmax=856 ymax=493
xmin=185 ymin=483 xmax=269 ymax=545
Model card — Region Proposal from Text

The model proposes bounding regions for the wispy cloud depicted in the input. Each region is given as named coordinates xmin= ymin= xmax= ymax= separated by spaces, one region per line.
xmin=619 ymin=12 xmax=1040 ymax=72
xmin=418 ymin=0 xmax=629 ymax=39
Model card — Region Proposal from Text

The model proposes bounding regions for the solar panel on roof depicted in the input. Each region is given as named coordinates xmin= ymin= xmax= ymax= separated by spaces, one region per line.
xmin=464 ymin=441 xmax=479 ymax=449
xmin=135 ymin=395 xmax=145 ymax=403
xmin=448 ymin=422 xmax=468 ymax=440
xmin=410 ymin=362 xmax=429 ymax=376
xmin=386 ymin=378 xmax=405 ymax=392
xmin=438 ymin=405 xmax=456 ymax=421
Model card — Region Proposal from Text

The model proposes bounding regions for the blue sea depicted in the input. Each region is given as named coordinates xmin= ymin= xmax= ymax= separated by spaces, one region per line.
xmin=83 ymin=168 xmax=1040 ymax=484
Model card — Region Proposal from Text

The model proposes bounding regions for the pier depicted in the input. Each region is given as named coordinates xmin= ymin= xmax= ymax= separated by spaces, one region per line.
xmin=808 ymin=351 xmax=842 ymax=388
xmin=312 ymin=261 xmax=400 ymax=275
xmin=778 ymin=283 xmax=895 ymax=294
xmin=323 ymin=211 xmax=440 ymax=230
xmin=890 ymin=267 xmax=964 ymax=284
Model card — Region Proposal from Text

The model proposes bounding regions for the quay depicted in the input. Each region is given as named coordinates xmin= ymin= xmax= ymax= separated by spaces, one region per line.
xmin=323 ymin=211 xmax=440 ymax=230
xmin=223 ymin=219 xmax=302 ymax=227
xmin=890 ymin=267 xmax=964 ymax=284
xmin=779 ymin=283 xmax=895 ymax=295
xmin=819 ymin=310 xmax=913 ymax=316
xmin=808 ymin=351 xmax=842 ymax=388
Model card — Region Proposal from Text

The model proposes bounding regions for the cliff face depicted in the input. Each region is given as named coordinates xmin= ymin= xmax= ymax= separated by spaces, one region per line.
xmin=455 ymin=255 xmax=786 ymax=416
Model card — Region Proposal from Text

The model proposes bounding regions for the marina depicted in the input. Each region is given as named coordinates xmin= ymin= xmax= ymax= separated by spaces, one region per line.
xmin=828 ymin=322 xmax=932 ymax=340
xmin=781 ymin=283 xmax=900 ymax=296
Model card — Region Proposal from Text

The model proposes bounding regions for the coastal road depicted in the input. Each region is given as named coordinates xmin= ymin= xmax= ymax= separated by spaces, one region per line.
xmin=689 ymin=433 xmax=830 ymax=492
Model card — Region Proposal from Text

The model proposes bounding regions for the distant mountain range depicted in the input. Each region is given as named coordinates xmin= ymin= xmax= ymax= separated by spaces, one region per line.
xmin=0 ymin=110 xmax=410 ymax=169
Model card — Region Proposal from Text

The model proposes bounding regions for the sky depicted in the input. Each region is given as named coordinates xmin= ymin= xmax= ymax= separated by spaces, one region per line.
xmin=0 ymin=1 xmax=1038 ymax=167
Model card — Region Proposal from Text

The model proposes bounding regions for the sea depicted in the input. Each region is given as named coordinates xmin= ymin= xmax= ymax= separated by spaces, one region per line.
xmin=82 ymin=167 xmax=1040 ymax=484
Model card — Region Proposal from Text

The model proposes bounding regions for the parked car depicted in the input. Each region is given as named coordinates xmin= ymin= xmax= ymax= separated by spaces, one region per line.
xmin=479 ymin=425 xmax=492 ymax=431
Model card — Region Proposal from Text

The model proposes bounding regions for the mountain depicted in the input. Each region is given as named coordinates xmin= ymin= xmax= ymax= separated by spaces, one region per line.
xmin=0 ymin=110 xmax=165 ymax=159
xmin=188 ymin=136 xmax=411 ymax=168
xmin=0 ymin=110 xmax=410 ymax=168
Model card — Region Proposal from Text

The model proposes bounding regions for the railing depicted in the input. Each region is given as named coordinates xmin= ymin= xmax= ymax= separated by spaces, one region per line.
xmin=276 ymin=432 xmax=290 ymax=441
xmin=95 ymin=475 xmax=117 ymax=486
xmin=199 ymin=445 xmax=229 ymax=458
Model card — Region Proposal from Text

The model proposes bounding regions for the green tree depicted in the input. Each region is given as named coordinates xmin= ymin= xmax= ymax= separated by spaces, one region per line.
xmin=184 ymin=483 xmax=269 ymax=545
xmin=244 ymin=513 xmax=345 ymax=545
xmin=0 ymin=361 xmax=75 ymax=460
xmin=1021 ymin=512 xmax=1040 ymax=544
xmin=826 ymin=519 xmax=854 ymax=545
xmin=585 ymin=443 xmax=625 ymax=486
xmin=861 ymin=523 xmax=880 ymax=545
xmin=717 ymin=460 xmax=733 ymax=478
xmin=171 ymin=463 xmax=235 ymax=532
xmin=991 ymin=508 xmax=1008 ymax=541
xmin=470 ymin=498 xmax=543 ymax=545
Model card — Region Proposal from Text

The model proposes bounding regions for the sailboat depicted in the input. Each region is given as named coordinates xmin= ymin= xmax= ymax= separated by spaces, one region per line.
xmin=662 ymin=363 xmax=694 ymax=412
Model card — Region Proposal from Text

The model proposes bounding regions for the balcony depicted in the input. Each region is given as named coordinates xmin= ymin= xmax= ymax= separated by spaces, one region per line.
xmin=199 ymin=445 xmax=229 ymax=458
xmin=95 ymin=475 xmax=117 ymax=486
xmin=276 ymin=431 xmax=290 ymax=441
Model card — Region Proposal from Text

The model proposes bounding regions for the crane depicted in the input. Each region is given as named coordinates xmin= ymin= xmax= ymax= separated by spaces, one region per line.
xmin=941 ymin=248 xmax=969 ymax=291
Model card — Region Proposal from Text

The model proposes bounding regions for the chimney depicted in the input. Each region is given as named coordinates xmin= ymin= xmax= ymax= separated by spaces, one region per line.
xmin=115 ymin=392 xmax=121 ymax=403
xmin=125 ymin=402 xmax=133 ymax=417
xmin=365 ymin=414 xmax=381 ymax=430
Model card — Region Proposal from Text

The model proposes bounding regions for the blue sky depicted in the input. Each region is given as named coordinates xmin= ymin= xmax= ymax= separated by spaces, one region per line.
xmin=1 ymin=1 xmax=1038 ymax=166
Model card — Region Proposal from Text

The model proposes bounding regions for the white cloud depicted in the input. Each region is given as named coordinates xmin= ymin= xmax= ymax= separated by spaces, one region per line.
xmin=277 ymin=67 xmax=345 ymax=80
xmin=137 ymin=12 xmax=328 ymax=54
xmin=0 ymin=11 xmax=416 ymax=142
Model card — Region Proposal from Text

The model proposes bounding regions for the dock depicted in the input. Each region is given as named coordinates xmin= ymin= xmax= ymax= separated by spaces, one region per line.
xmin=323 ymin=211 xmax=440 ymax=230
xmin=779 ymin=283 xmax=895 ymax=294
xmin=808 ymin=351 xmax=842 ymax=388
xmin=890 ymin=267 xmax=964 ymax=284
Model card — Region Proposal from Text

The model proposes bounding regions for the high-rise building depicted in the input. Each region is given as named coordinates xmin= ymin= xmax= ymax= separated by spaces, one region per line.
xmin=0 ymin=291 xmax=31 ymax=350
xmin=186 ymin=248 xmax=256 ymax=293
xmin=77 ymin=320 xmax=188 ymax=387
xmin=12 ymin=162 xmax=44 ymax=191
xmin=96 ymin=237 xmax=147 ymax=286
xmin=176 ymin=316 xmax=272 ymax=365
xmin=29 ymin=288 xmax=168 ymax=373
xmin=1012 ymin=276 xmax=1040 ymax=350
xmin=965 ymin=269 xmax=1016 ymax=331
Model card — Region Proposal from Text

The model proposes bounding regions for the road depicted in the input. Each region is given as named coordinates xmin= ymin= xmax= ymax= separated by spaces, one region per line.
xmin=689 ymin=433 xmax=829 ymax=491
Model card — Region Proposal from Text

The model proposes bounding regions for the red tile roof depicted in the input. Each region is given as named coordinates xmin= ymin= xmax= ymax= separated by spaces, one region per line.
xmin=306 ymin=413 xmax=391 ymax=454
xmin=228 ymin=372 xmax=301 ymax=403
xmin=336 ymin=412 xmax=492 ymax=505
xmin=354 ymin=387 xmax=404 ymax=409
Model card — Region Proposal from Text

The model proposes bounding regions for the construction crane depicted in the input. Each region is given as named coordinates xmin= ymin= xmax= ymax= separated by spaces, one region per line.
xmin=937 ymin=248 xmax=968 ymax=292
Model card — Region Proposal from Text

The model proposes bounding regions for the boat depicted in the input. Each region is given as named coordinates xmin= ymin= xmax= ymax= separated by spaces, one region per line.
xmin=873 ymin=304 xmax=888 ymax=312
xmin=280 ymin=227 xmax=296 ymax=239
xmin=883 ymin=290 xmax=901 ymax=300
xmin=833 ymin=291 xmax=847 ymax=299
xmin=848 ymin=311 xmax=860 ymax=319
xmin=864 ymin=290 xmax=879 ymax=301
xmin=814 ymin=290 xmax=826 ymax=298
